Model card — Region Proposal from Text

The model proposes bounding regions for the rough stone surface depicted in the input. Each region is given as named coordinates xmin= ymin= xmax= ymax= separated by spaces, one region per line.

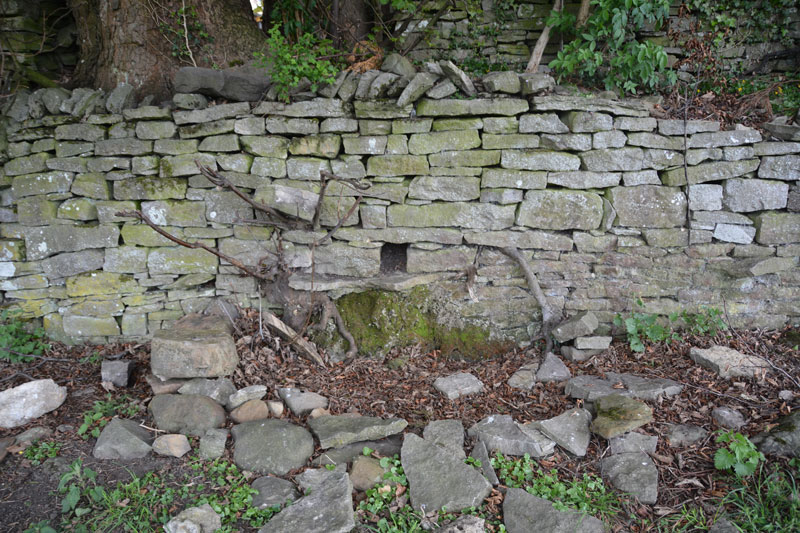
xmin=278 ymin=387 xmax=329 ymax=416
xmin=423 ymin=419 xmax=466 ymax=458
xmin=591 ymin=395 xmax=653 ymax=439
xmin=199 ymin=428 xmax=228 ymax=460
xmin=150 ymin=315 xmax=238 ymax=379
xmin=609 ymin=432 xmax=658 ymax=455
xmin=712 ymin=407 xmax=746 ymax=429
xmin=308 ymin=415 xmax=408 ymax=449
xmin=535 ymin=353 xmax=572 ymax=382
xmin=251 ymin=476 xmax=299 ymax=509
xmin=537 ymin=408 xmax=592 ymax=456
xmin=0 ymin=379 xmax=67 ymax=428
xmin=164 ymin=503 xmax=221 ymax=533
xmin=101 ymin=360 xmax=133 ymax=387
xmin=177 ymin=377 xmax=236 ymax=405
xmin=227 ymin=385 xmax=268 ymax=410
xmin=751 ymin=411 xmax=800 ymax=457
xmin=601 ymin=452 xmax=658 ymax=504
xmin=552 ymin=312 xmax=599 ymax=343
xmin=232 ymin=419 xmax=314 ymax=475
xmin=468 ymin=415 xmax=556 ymax=457
xmin=689 ymin=345 xmax=770 ymax=379
xmin=666 ymin=424 xmax=708 ymax=447
xmin=503 ymin=488 xmax=605 ymax=533
xmin=433 ymin=372 xmax=484 ymax=400
xmin=148 ymin=394 xmax=226 ymax=436
xmin=401 ymin=433 xmax=491 ymax=512
xmin=92 ymin=417 xmax=153 ymax=459
xmin=152 ymin=434 xmax=192 ymax=457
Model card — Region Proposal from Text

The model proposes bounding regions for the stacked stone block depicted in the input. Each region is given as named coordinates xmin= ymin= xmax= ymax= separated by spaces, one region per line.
xmin=1 ymin=80 xmax=799 ymax=345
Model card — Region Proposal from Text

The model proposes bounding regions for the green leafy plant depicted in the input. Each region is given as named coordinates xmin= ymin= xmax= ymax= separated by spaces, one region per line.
xmin=22 ymin=521 xmax=57 ymax=533
xmin=156 ymin=4 xmax=214 ymax=65
xmin=77 ymin=394 xmax=140 ymax=440
xmin=0 ymin=308 xmax=50 ymax=363
xmin=358 ymin=454 xmax=423 ymax=533
xmin=681 ymin=306 xmax=728 ymax=337
xmin=686 ymin=0 xmax=795 ymax=45
xmin=613 ymin=298 xmax=679 ymax=352
xmin=58 ymin=459 xmax=104 ymax=522
xmin=254 ymin=26 xmax=341 ymax=103
xmin=491 ymin=453 xmax=621 ymax=521
xmin=23 ymin=440 xmax=62 ymax=465
xmin=714 ymin=431 xmax=765 ymax=478
xmin=547 ymin=0 xmax=677 ymax=94
xmin=464 ymin=456 xmax=482 ymax=468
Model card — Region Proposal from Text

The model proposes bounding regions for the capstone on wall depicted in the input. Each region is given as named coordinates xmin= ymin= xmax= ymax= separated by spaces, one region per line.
xmin=0 ymin=72 xmax=799 ymax=347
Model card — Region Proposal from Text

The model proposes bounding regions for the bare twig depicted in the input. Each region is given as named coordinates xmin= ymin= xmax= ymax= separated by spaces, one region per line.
xmin=313 ymin=195 xmax=362 ymax=246
xmin=526 ymin=0 xmax=563 ymax=73
xmin=181 ymin=0 xmax=197 ymax=67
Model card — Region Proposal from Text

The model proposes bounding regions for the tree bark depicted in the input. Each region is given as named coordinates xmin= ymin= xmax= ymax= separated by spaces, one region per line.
xmin=525 ymin=0 xmax=563 ymax=74
xmin=576 ymin=0 xmax=591 ymax=28
xmin=67 ymin=0 xmax=265 ymax=100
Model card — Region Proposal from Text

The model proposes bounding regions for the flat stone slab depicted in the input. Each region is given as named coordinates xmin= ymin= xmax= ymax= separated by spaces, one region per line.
xmin=313 ymin=434 xmax=403 ymax=466
xmin=277 ymin=387 xmax=328 ymax=416
xmin=609 ymin=432 xmax=658 ymax=455
xmin=93 ymin=417 xmax=153 ymax=459
xmin=535 ymin=408 xmax=592 ymax=457
xmin=503 ymin=488 xmax=605 ymax=532
xmin=712 ymin=407 xmax=746 ymax=429
xmin=536 ymin=352 xmax=572 ymax=382
xmin=308 ymin=415 xmax=408 ymax=449
xmin=469 ymin=440 xmax=499 ymax=485
xmin=401 ymin=433 xmax=491 ymax=513
xmin=251 ymin=476 xmax=299 ymax=509
xmin=666 ymin=424 xmax=708 ymax=447
xmin=591 ymin=395 xmax=653 ymax=439
xmin=228 ymin=385 xmax=268 ymax=409
xmin=433 ymin=372 xmax=484 ymax=400
xmin=177 ymin=377 xmax=236 ymax=405
xmin=148 ymin=394 xmax=226 ymax=437
xmin=601 ymin=452 xmax=658 ymax=504
xmin=565 ymin=375 xmax=621 ymax=401
xmin=232 ymin=419 xmax=314 ymax=475
xmin=468 ymin=414 xmax=555 ymax=457
xmin=165 ymin=503 xmax=221 ymax=533
xmin=566 ymin=373 xmax=682 ymax=402
xmin=689 ymin=345 xmax=770 ymax=379
xmin=552 ymin=311 xmax=599 ymax=343
xmin=507 ymin=362 xmax=539 ymax=390
xmin=0 ymin=379 xmax=67 ymax=429
xmin=423 ymin=419 xmax=465 ymax=458
xmin=258 ymin=471 xmax=354 ymax=533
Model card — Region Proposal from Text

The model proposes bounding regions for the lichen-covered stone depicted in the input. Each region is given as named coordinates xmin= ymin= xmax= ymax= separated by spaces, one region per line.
xmin=198 ymin=134 xmax=240 ymax=152
xmin=580 ymin=148 xmax=644 ymax=171
xmin=517 ymin=190 xmax=603 ymax=230
xmin=95 ymin=138 xmax=153 ymax=156
xmin=57 ymin=198 xmax=97 ymax=221
xmin=408 ymin=130 xmax=481 ymax=154
xmin=564 ymin=111 xmax=612 ymax=132
xmin=135 ymin=121 xmax=177 ymax=140
xmin=114 ymin=177 xmax=187 ymax=200
xmin=148 ymin=247 xmax=218 ymax=275
xmin=753 ymin=212 xmax=800 ymax=244
xmin=519 ymin=113 xmax=568 ymax=134
xmin=722 ymin=179 xmax=788 ymax=212
xmin=24 ymin=225 xmax=120 ymax=260
xmin=429 ymin=150 xmax=500 ymax=167
xmin=367 ymin=155 xmax=429 ymax=176
xmin=416 ymin=98 xmax=528 ymax=117
xmin=387 ymin=203 xmax=515 ymax=230
xmin=159 ymin=153 xmax=216 ymax=178
xmin=688 ymin=129 xmax=761 ymax=148
xmin=5 ymin=152 xmax=50 ymax=176
xmin=409 ymin=176 xmax=480 ymax=201
xmin=12 ymin=170 xmax=73 ymax=197
xmin=154 ymin=139 xmax=199 ymax=155
xmin=501 ymin=150 xmax=580 ymax=171
xmin=288 ymin=134 xmax=341 ymax=158
xmin=482 ymin=168 xmax=546 ymax=189
xmin=142 ymin=200 xmax=207 ymax=227
xmin=661 ymin=159 xmax=760 ymax=186
xmin=343 ymin=136 xmax=387 ymax=155
xmin=608 ymin=186 xmax=687 ymax=228
xmin=758 ymin=155 xmax=800 ymax=181
xmin=63 ymin=315 xmax=120 ymax=336
xmin=547 ymin=171 xmax=620 ymax=189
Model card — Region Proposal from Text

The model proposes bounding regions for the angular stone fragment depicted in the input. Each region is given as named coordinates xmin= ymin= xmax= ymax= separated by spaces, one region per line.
xmin=101 ymin=360 xmax=133 ymax=387
xmin=552 ymin=311 xmax=598 ymax=343
xmin=199 ymin=428 xmax=228 ymax=460
xmin=434 ymin=372 xmax=484 ymax=400
xmin=581 ymin=147 xmax=644 ymax=171
xmin=519 ymin=113 xmax=568 ymax=134
xmin=503 ymin=488 xmax=605 ymax=533
xmin=468 ymin=415 xmax=555 ymax=457
xmin=482 ymin=71 xmax=521 ymax=94
xmin=689 ymin=345 xmax=770 ymax=379
xmin=439 ymin=60 xmax=476 ymax=96
xmin=177 ymin=377 xmax=236 ymax=404
xmin=535 ymin=352 xmax=572 ymax=383
xmin=251 ymin=476 xmax=298 ymax=509
xmin=666 ymin=424 xmax=708 ymax=447
xmin=0 ymin=379 xmax=67 ymax=428
xmin=153 ymin=434 xmax=192 ymax=457
xmin=591 ymin=395 xmax=653 ymax=439
xmin=608 ymin=185 xmax=687 ymax=228
xmin=165 ymin=503 xmax=221 ymax=533
xmin=150 ymin=314 xmax=238 ymax=379
xmin=722 ymin=178 xmax=788 ymax=212
xmin=601 ymin=452 xmax=658 ymax=504
xmin=149 ymin=394 xmax=226 ymax=436
xmin=751 ymin=411 xmax=800 ymax=457
xmin=277 ymin=387 xmax=328 ymax=416
xmin=308 ymin=415 xmax=408 ymax=449
xmin=712 ymin=407 xmax=746 ymax=429
xmin=609 ymin=432 xmax=658 ymax=455
xmin=547 ymin=171 xmax=620 ymax=189
xmin=232 ymin=419 xmax=314 ymax=475
xmin=661 ymin=159 xmax=760 ymax=186
xmin=93 ymin=418 xmax=153 ymax=459
xmin=536 ymin=408 xmax=592 ymax=456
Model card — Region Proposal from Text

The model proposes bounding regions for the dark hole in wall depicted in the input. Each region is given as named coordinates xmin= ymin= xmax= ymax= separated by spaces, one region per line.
xmin=380 ymin=243 xmax=407 ymax=274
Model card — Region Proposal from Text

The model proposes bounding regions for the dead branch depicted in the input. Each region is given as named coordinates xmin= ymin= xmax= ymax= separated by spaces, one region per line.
xmin=526 ymin=0 xmax=563 ymax=73
xmin=314 ymin=195 xmax=362 ymax=246
xmin=260 ymin=310 xmax=326 ymax=367
xmin=500 ymin=246 xmax=561 ymax=352
xmin=117 ymin=209 xmax=268 ymax=280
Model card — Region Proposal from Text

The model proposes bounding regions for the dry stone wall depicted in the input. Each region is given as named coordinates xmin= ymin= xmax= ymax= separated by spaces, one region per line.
xmin=1 ymin=79 xmax=799 ymax=346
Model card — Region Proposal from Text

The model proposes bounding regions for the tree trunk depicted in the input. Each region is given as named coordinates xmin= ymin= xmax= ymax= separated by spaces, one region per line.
xmin=576 ymin=0 xmax=591 ymax=28
xmin=68 ymin=0 xmax=265 ymax=100
xmin=525 ymin=0 xmax=563 ymax=74
xmin=330 ymin=0 xmax=372 ymax=50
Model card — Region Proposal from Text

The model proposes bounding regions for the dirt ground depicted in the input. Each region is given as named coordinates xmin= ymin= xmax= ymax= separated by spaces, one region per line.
xmin=0 ymin=312 xmax=798 ymax=532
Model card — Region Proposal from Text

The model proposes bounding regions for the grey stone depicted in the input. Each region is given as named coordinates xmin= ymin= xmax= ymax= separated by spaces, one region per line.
xmin=41 ymin=250 xmax=105 ymax=279
xmin=751 ymin=411 xmax=800 ymax=457
xmin=712 ymin=407 xmax=746 ymax=429
xmin=178 ymin=377 xmax=236 ymax=405
xmin=605 ymin=373 xmax=683 ymax=401
xmin=150 ymin=314 xmax=238 ymax=379
xmin=165 ymin=503 xmax=221 ymax=533
xmin=434 ymin=372 xmax=484 ymax=400
xmin=251 ymin=476 xmax=298 ymax=509
xmin=408 ymin=129 xmax=481 ymax=154
xmin=609 ymin=432 xmax=658 ymax=455
xmin=553 ymin=311 xmax=599 ymax=343
xmin=519 ymin=73 xmax=555 ymax=95
xmin=313 ymin=434 xmax=403 ymax=466
xmin=688 ymin=129 xmax=762 ymax=148
xmin=278 ymin=387 xmax=328 ymax=416
xmin=253 ymin=98 xmax=347 ymax=118
xmin=101 ymin=360 xmax=133 ymax=387
xmin=367 ymin=72 xmax=400 ymax=99
xmin=482 ymin=71 xmax=521 ymax=94
xmin=153 ymin=434 xmax=192 ymax=457
xmin=0 ymin=379 xmax=67 ymax=428
xmin=753 ymin=212 xmax=800 ymax=244
xmin=547 ymin=171 xmax=620 ymax=189
xmin=658 ymin=119 xmax=719 ymax=136
xmin=688 ymin=184 xmax=723 ymax=211
xmin=537 ymin=408 xmax=592 ymax=456
xmin=295 ymin=465 xmax=347 ymax=491
xmin=536 ymin=352 xmax=572 ymax=382
xmin=309 ymin=415 xmax=408 ymax=449
xmin=257 ymin=471 xmax=354 ymax=533
xmin=423 ymin=419 xmax=465 ymax=458
xmin=689 ymin=345 xmax=770 ymax=379
xmin=401 ymin=433 xmax=491 ymax=512
xmin=173 ymin=93 xmax=209 ymax=110
xmin=580 ymin=147 xmax=644 ymax=171
xmin=708 ymin=518 xmax=740 ymax=533
xmin=503 ymin=488 xmax=605 ymax=533
xmin=439 ymin=60 xmax=476 ymax=96
xmin=592 ymin=395 xmax=653 ymax=439
xmin=622 ymin=170 xmax=660 ymax=186
xmin=439 ymin=516 xmax=485 ymax=533
xmin=722 ymin=179 xmax=788 ymax=212
xmin=574 ymin=336 xmax=612 ymax=350
xmin=149 ymin=394 xmax=226 ymax=437
xmin=175 ymin=67 xmax=269 ymax=102
xmin=350 ymin=455 xmax=387 ymax=491
xmin=758 ymin=155 xmax=800 ymax=181
xmin=600 ymin=452 xmax=658 ymax=504
xmin=608 ymin=186 xmax=687 ymax=228
xmin=666 ymin=424 xmax=708 ymax=447
xmin=713 ymin=224 xmax=755 ymax=244
xmin=503 ymin=150 xmax=581 ymax=172
xmin=146 ymin=374 xmax=187 ymax=395
xmin=468 ymin=415 xmax=555 ymax=457
xmin=507 ymin=363 xmax=539 ymax=390
xmin=469 ymin=440 xmax=499 ymax=485
xmin=561 ymin=346 xmax=603 ymax=362
xmin=661 ymin=159 xmax=760 ymax=186
xmin=416 ymin=98 xmax=528 ymax=116
xmin=519 ymin=113 xmax=568 ymax=134
xmin=199 ymin=428 xmax=228 ymax=460
xmin=227 ymin=385 xmax=268 ymax=410
xmin=565 ymin=111 xmax=612 ymax=132
xmin=426 ymin=79 xmax=458 ymax=99
xmin=409 ymin=176 xmax=480 ymax=201
xmin=232 ymin=419 xmax=314 ymax=475
xmin=92 ymin=418 xmax=153 ymax=459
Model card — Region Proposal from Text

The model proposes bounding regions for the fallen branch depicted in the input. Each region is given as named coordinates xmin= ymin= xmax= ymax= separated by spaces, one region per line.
xmin=261 ymin=310 xmax=327 ymax=367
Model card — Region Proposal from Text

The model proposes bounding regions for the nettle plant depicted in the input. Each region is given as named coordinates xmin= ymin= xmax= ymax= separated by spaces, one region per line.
xmin=547 ymin=0 xmax=677 ymax=94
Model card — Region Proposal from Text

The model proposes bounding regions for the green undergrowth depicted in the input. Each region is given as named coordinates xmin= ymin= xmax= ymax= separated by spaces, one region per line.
xmin=330 ymin=287 xmax=513 ymax=360
xmin=77 ymin=394 xmax=141 ymax=440
xmin=0 ymin=308 xmax=50 ymax=363
xmin=34 ymin=456 xmax=282 ymax=533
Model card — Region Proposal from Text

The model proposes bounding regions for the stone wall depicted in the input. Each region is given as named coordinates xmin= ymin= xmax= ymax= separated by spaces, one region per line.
xmin=1 ymin=77 xmax=799 ymax=349
xmin=400 ymin=0 xmax=800 ymax=74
